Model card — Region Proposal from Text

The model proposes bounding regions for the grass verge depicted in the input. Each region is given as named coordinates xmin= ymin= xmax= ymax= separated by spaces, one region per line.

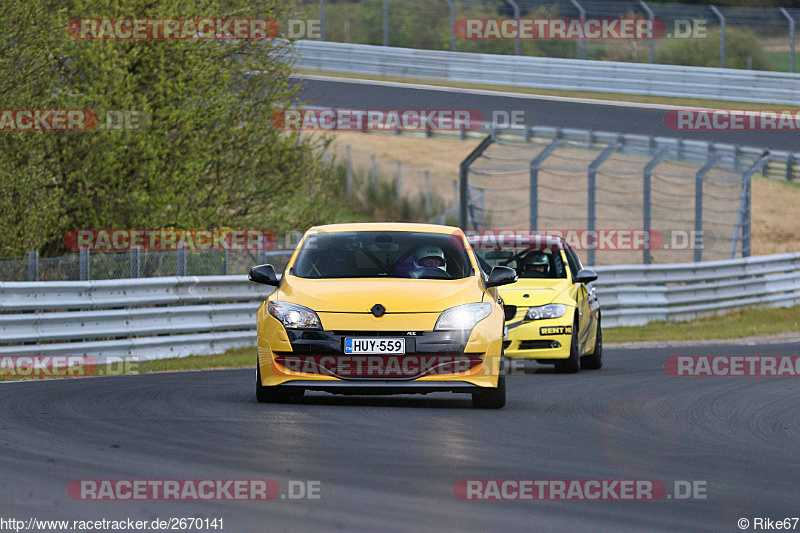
xmin=604 ymin=305 xmax=800 ymax=344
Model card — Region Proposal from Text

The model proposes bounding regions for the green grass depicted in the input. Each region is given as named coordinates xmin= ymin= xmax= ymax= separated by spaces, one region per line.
xmin=296 ymin=68 xmax=800 ymax=111
xmin=605 ymin=304 xmax=800 ymax=344
xmin=765 ymin=51 xmax=794 ymax=73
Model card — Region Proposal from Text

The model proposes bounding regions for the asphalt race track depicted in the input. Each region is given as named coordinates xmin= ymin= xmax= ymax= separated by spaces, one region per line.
xmin=292 ymin=76 xmax=799 ymax=152
xmin=2 ymin=341 xmax=799 ymax=532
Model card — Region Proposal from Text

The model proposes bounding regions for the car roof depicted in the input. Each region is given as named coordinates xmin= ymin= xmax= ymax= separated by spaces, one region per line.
xmin=307 ymin=222 xmax=463 ymax=235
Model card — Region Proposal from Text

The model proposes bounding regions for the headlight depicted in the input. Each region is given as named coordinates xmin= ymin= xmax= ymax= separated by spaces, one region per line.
xmin=525 ymin=303 xmax=568 ymax=321
xmin=268 ymin=301 xmax=322 ymax=329
xmin=434 ymin=303 xmax=492 ymax=331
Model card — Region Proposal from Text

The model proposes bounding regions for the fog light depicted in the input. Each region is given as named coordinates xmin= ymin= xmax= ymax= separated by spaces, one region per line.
xmin=550 ymin=341 xmax=561 ymax=348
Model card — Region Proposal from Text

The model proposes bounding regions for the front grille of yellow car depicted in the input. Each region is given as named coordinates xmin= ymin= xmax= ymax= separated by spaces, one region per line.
xmin=519 ymin=340 xmax=561 ymax=350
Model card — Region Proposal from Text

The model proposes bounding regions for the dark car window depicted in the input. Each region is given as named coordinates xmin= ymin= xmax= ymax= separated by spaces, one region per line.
xmin=476 ymin=249 xmax=566 ymax=279
xmin=292 ymin=231 xmax=473 ymax=280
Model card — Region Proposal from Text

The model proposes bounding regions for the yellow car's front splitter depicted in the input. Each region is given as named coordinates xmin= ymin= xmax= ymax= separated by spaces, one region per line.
xmin=504 ymin=318 xmax=573 ymax=361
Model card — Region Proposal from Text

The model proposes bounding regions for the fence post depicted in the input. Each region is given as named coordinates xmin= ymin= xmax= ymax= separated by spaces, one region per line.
xmin=459 ymin=134 xmax=495 ymax=229
xmin=643 ymin=147 xmax=671 ymax=264
xmin=129 ymin=247 xmax=140 ymax=278
xmin=695 ymin=154 xmax=719 ymax=263
xmin=383 ymin=0 xmax=389 ymax=46
xmin=731 ymin=152 xmax=769 ymax=259
xmin=587 ymin=138 xmax=622 ymax=265
xmin=27 ymin=251 xmax=38 ymax=281
xmin=504 ymin=0 xmax=521 ymax=56
xmin=177 ymin=242 xmax=187 ymax=276
xmin=424 ymin=171 xmax=431 ymax=217
xmin=345 ymin=145 xmax=352 ymax=194
xmin=79 ymin=247 xmax=90 ymax=281
xmin=570 ymin=0 xmax=586 ymax=60
xmin=397 ymin=161 xmax=402 ymax=200
xmin=639 ymin=1 xmax=656 ymax=63
xmin=529 ymin=138 xmax=564 ymax=230
xmin=710 ymin=5 xmax=726 ymax=68
xmin=448 ymin=0 xmax=456 ymax=51
xmin=780 ymin=8 xmax=795 ymax=73
xmin=370 ymin=154 xmax=377 ymax=187
xmin=319 ymin=0 xmax=326 ymax=41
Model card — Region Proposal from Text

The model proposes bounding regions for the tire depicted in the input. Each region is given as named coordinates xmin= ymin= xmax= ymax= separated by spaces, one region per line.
xmin=472 ymin=374 xmax=506 ymax=409
xmin=581 ymin=315 xmax=603 ymax=370
xmin=554 ymin=319 xmax=580 ymax=374
xmin=256 ymin=362 xmax=304 ymax=403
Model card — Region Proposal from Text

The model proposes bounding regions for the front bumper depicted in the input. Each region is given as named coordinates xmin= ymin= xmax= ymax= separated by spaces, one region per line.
xmin=258 ymin=328 xmax=504 ymax=389
xmin=504 ymin=316 xmax=573 ymax=361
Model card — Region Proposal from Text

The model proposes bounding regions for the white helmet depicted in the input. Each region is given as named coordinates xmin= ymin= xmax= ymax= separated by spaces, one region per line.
xmin=414 ymin=246 xmax=447 ymax=271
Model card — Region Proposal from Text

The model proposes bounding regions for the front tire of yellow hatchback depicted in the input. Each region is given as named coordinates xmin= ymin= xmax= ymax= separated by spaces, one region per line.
xmin=472 ymin=350 xmax=506 ymax=409
xmin=256 ymin=361 xmax=304 ymax=403
xmin=554 ymin=318 xmax=580 ymax=374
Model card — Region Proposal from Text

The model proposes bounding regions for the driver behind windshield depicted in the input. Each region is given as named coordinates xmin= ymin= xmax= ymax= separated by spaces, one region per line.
xmin=520 ymin=251 xmax=551 ymax=278
xmin=411 ymin=246 xmax=447 ymax=276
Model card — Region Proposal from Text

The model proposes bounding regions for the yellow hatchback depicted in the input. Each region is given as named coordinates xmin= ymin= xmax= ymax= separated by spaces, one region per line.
xmin=475 ymin=235 xmax=602 ymax=373
xmin=248 ymin=223 xmax=518 ymax=408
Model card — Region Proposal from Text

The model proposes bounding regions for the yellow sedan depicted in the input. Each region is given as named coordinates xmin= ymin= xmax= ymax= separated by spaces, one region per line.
xmin=475 ymin=235 xmax=602 ymax=373
xmin=248 ymin=223 xmax=518 ymax=408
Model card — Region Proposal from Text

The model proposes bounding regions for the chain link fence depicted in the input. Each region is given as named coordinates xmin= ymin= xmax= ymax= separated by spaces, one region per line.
xmin=463 ymin=127 xmax=767 ymax=266
xmin=299 ymin=0 xmax=799 ymax=71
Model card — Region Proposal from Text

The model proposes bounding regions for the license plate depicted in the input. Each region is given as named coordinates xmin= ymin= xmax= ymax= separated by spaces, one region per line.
xmin=344 ymin=338 xmax=405 ymax=355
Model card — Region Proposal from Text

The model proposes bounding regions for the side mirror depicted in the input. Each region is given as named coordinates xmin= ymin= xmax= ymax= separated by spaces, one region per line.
xmin=573 ymin=268 xmax=598 ymax=284
xmin=249 ymin=264 xmax=280 ymax=286
xmin=486 ymin=265 xmax=518 ymax=288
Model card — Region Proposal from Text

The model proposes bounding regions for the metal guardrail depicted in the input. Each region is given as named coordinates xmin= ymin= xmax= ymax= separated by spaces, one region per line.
xmin=1 ymin=251 xmax=798 ymax=359
xmin=294 ymin=40 xmax=800 ymax=105
xmin=593 ymin=251 xmax=800 ymax=327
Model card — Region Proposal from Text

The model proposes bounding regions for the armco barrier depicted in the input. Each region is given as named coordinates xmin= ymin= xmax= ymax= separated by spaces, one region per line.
xmin=1 ymin=252 xmax=798 ymax=359
xmin=293 ymin=41 xmax=800 ymax=105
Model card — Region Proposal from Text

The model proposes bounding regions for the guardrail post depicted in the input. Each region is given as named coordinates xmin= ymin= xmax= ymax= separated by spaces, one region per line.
xmin=780 ymin=8 xmax=796 ymax=73
xmin=529 ymin=138 xmax=564 ymax=230
xmin=710 ymin=5 xmax=726 ymax=68
xmin=345 ymin=145 xmax=352 ymax=194
xmin=695 ymin=154 xmax=719 ymax=262
xmin=570 ymin=0 xmax=586 ymax=60
xmin=319 ymin=0 xmax=326 ymax=41
xmin=177 ymin=242 xmax=187 ymax=277
xmin=587 ymin=138 xmax=623 ymax=265
xmin=79 ymin=247 xmax=90 ymax=281
xmin=639 ymin=1 xmax=656 ymax=63
xmin=643 ymin=147 xmax=671 ymax=264
xmin=27 ymin=251 xmax=38 ymax=281
xmin=459 ymin=134 xmax=495 ymax=229
xmin=129 ymin=247 xmax=140 ymax=278
xmin=786 ymin=154 xmax=795 ymax=181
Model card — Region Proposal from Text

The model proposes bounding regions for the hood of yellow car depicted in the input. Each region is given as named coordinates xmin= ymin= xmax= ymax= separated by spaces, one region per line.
xmin=276 ymin=275 xmax=483 ymax=313
xmin=498 ymin=279 xmax=571 ymax=306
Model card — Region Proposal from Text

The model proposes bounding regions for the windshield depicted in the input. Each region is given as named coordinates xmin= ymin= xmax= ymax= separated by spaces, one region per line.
xmin=476 ymin=249 xmax=566 ymax=279
xmin=292 ymin=231 xmax=473 ymax=280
